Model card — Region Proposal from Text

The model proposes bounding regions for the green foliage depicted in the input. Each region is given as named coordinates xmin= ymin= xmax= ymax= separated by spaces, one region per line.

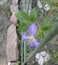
xmin=29 ymin=8 xmax=37 ymax=22
xmin=15 ymin=8 xmax=37 ymax=32
xmin=15 ymin=8 xmax=37 ymax=23
xmin=42 ymin=17 xmax=52 ymax=36
xmin=55 ymin=52 xmax=58 ymax=57
xmin=42 ymin=17 xmax=52 ymax=29
xmin=36 ymin=16 xmax=52 ymax=39
xmin=17 ymin=23 xmax=29 ymax=32
xmin=16 ymin=1 xmax=58 ymax=64
xmin=41 ymin=0 xmax=58 ymax=7
xmin=49 ymin=0 xmax=58 ymax=7
xmin=15 ymin=12 xmax=29 ymax=32
xmin=15 ymin=12 xmax=28 ymax=24
xmin=36 ymin=26 xmax=44 ymax=39
xmin=42 ymin=26 xmax=51 ymax=31
xmin=15 ymin=61 xmax=20 ymax=65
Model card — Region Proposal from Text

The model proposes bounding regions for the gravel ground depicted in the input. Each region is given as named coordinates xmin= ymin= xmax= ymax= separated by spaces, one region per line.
xmin=0 ymin=4 xmax=11 ymax=65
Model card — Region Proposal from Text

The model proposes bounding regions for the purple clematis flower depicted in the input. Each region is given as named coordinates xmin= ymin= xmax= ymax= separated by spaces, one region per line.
xmin=22 ymin=23 xmax=40 ymax=48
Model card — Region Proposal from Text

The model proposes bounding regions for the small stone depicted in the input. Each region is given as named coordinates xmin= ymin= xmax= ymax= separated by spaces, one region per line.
xmin=35 ymin=51 xmax=50 ymax=65
xmin=6 ymin=24 xmax=19 ymax=62
xmin=40 ymin=51 xmax=47 ymax=57
xmin=8 ymin=62 xmax=15 ymax=65
xmin=10 ymin=14 xmax=17 ymax=24
xmin=12 ymin=0 xmax=18 ymax=4
xmin=10 ymin=4 xmax=19 ymax=13
xmin=44 ymin=4 xmax=50 ymax=11
xmin=37 ymin=0 xmax=42 ymax=8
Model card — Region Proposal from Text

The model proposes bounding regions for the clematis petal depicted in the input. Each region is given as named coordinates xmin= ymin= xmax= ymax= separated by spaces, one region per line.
xmin=28 ymin=23 xmax=37 ymax=36
xmin=22 ymin=32 xmax=29 ymax=41
xmin=29 ymin=38 xmax=40 ymax=48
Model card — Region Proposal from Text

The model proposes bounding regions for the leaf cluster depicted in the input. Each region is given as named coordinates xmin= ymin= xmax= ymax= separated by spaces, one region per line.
xmin=15 ymin=8 xmax=37 ymax=32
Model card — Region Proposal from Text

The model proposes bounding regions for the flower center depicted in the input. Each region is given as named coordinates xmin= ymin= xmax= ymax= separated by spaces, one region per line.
xmin=29 ymin=36 xmax=34 ymax=41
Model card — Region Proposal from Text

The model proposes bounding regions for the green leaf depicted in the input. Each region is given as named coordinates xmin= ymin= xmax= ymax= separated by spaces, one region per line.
xmin=42 ymin=26 xmax=51 ymax=31
xmin=29 ymin=8 xmax=37 ymax=22
xmin=42 ymin=17 xmax=52 ymax=31
xmin=55 ymin=52 xmax=58 ymax=57
xmin=51 ymin=2 xmax=58 ymax=7
xmin=17 ymin=23 xmax=29 ymax=32
xmin=36 ymin=30 xmax=44 ymax=39
xmin=43 ymin=17 xmax=52 ymax=26
xmin=15 ymin=12 xmax=28 ymax=24
xmin=15 ymin=61 xmax=20 ymax=65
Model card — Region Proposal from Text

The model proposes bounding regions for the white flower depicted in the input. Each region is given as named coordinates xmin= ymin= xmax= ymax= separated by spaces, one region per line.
xmin=44 ymin=4 xmax=50 ymax=11
xmin=37 ymin=0 xmax=42 ymax=8
xmin=35 ymin=51 xmax=50 ymax=65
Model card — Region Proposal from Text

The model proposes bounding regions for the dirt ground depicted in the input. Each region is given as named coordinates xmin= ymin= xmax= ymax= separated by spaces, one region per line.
xmin=0 ymin=4 xmax=11 ymax=65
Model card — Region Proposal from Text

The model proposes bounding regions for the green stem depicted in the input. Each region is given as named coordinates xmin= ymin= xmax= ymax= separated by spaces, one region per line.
xmin=21 ymin=41 xmax=24 ymax=65
xmin=24 ymin=42 xmax=27 ymax=62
